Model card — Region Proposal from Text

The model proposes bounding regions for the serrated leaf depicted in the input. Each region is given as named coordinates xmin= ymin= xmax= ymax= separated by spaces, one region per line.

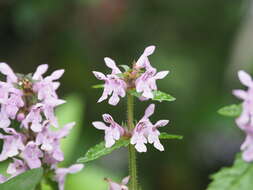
xmin=159 ymin=132 xmax=183 ymax=140
xmin=207 ymin=154 xmax=253 ymax=190
xmin=0 ymin=168 xmax=43 ymax=190
xmin=119 ymin=65 xmax=131 ymax=72
xmin=129 ymin=90 xmax=176 ymax=102
xmin=152 ymin=91 xmax=176 ymax=102
xmin=92 ymin=84 xmax=104 ymax=89
xmin=218 ymin=104 xmax=242 ymax=117
xmin=77 ymin=138 xmax=130 ymax=163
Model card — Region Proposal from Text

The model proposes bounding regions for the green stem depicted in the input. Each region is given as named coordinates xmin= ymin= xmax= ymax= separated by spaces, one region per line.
xmin=127 ymin=93 xmax=138 ymax=190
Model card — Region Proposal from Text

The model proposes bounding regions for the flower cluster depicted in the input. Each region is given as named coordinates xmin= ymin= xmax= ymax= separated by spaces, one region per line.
xmin=93 ymin=46 xmax=169 ymax=106
xmin=93 ymin=104 xmax=168 ymax=152
xmin=92 ymin=46 xmax=170 ymax=153
xmin=0 ymin=63 xmax=83 ymax=189
xmin=233 ymin=70 xmax=253 ymax=162
xmin=130 ymin=104 xmax=169 ymax=152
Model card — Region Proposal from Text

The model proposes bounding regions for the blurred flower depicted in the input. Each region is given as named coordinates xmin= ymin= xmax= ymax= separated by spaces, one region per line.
xmin=233 ymin=70 xmax=253 ymax=162
xmin=131 ymin=104 xmax=169 ymax=152
xmin=105 ymin=176 xmax=130 ymax=190
xmin=0 ymin=129 xmax=25 ymax=161
xmin=0 ymin=175 xmax=7 ymax=184
xmin=92 ymin=114 xmax=125 ymax=147
xmin=0 ymin=63 xmax=82 ymax=189
xmin=21 ymin=141 xmax=43 ymax=169
xmin=7 ymin=158 xmax=28 ymax=177
xmin=55 ymin=164 xmax=84 ymax=190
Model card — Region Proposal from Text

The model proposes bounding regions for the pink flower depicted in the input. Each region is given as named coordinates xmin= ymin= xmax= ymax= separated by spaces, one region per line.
xmin=33 ymin=65 xmax=64 ymax=101
xmin=233 ymin=71 xmax=253 ymax=126
xmin=0 ymin=110 xmax=11 ymax=129
xmin=133 ymin=46 xmax=169 ymax=99
xmin=22 ymin=103 xmax=43 ymax=132
xmin=93 ymin=58 xmax=127 ymax=106
xmin=135 ymin=68 xmax=169 ymax=99
xmin=131 ymin=104 xmax=169 ymax=152
xmin=240 ymin=131 xmax=253 ymax=162
xmin=146 ymin=120 xmax=169 ymax=151
xmin=0 ymin=175 xmax=7 ymax=184
xmin=93 ymin=114 xmax=125 ymax=148
xmin=21 ymin=141 xmax=43 ymax=169
xmin=0 ymin=63 xmax=18 ymax=83
xmin=135 ymin=46 xmax=156 ymax=70
xmin=32 ymin=65 xmax=65 ymax=127
xmin=0 ymin=63 xmax=24 ymax=127
xmin=0 ymin=63 xmax=78 ymax=189
xmin=55 ymin=164 xmax=84 ymax=190
xmin=233 ymin=70 xmax=253 ymax=162
xmin=7 ymin=158 xmax=28 ymax=177
xmin=0 ymin=129 xmax=25 ymax=161
xmin=105 ymin=176 xmax=130 ymax=190
xmin=36 ymin=122 xmax=75 ymax=163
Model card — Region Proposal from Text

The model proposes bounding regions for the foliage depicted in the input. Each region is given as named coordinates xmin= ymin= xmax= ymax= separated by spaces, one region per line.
xmin=217 ymin=104 xmax=242 ymax=117
xmin=129 ymin=89 xmax=176 ymax=102
xmin=77 ymin=138 xmax=130 ymax=163
xmin=159 ymin=132 xmax=183 ymax=140
xmin=78 ymin=133 xmax=182 ymax=163
xmin=207 ymin=154 xmax=253 ymax=190
xmin=0 ymin=168 xmax=43 ymax=190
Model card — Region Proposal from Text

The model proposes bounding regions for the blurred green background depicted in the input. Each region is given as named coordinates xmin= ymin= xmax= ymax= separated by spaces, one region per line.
xmin=1 ymin=0 xmax=252 ymax=189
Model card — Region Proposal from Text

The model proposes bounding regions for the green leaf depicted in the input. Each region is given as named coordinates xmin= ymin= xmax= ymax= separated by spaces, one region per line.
xmin=0 ymin=168 xmax=43 ymax=190
xmin=159 ymin=132 xmax=183 ymax=140
xmin=119 ymin=65 xmax=130 ymax=72
xmin=129 ymin=89 xmax=176 ymax=102
xmin=207 ymin=154 xmax=253 ymax=190
xmin=152 ymin=91 xmax=176 ymax=102
xmin=218 ymin=104 xmax=242 ymax=117
xmin=92 ymin=84 xmax=104 ymax=89
xmin=56 ymin=95 xmax=85 ymax=165
xmin=77 ymin=138 xmax=130 ymax=163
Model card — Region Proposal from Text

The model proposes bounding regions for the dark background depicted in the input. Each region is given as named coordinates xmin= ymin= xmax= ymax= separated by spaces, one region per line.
xmin=0 ymin=0 xmax=252 ymax=189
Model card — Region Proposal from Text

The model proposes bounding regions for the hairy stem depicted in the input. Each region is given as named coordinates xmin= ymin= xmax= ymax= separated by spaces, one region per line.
xmin=127 ymin=93 xmax=138 ymax=190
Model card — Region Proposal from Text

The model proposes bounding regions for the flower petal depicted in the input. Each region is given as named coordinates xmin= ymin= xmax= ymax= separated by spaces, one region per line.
xmin=233 ymin=89 xmax=247 ymax=100
xmin=144 ymin=104 xmax=155 ymax=118
xmin=104 ymin=57 xmax=121 ymax=74
xmin=93 ymin=71 xmax=106 ymax=80
xmin=0 ymin=63 xmax=17 ymax=82
xmin=154 ymin=120 xmax=169 ymax=128
xmin=238 ymin=70 xmax=253 ymax=87
xmin=92 ymin=121 xmax=107 ymax=130
xmin=154 ymin=71 xmax=169 ymax=79
xmin=121 ymin=176 xmax=130 ymax=185
xmin=33 ymin=64 xmax=48 ymax=80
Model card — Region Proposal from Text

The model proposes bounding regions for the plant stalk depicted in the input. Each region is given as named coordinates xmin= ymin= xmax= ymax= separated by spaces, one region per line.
xmin=127 ymin=93 xmax=138 ymax=190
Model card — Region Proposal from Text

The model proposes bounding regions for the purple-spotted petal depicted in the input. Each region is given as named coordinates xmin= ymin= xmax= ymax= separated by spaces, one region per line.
xmin=93 ymin=71 xmax=106 ymax=80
